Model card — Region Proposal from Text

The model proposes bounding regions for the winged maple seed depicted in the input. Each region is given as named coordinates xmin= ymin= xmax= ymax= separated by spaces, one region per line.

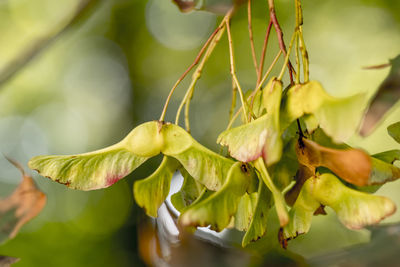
xmin=0 ymin=157 xmax=46 ymax=242
xmin=295 ymin=137 xmax=372 ymax=186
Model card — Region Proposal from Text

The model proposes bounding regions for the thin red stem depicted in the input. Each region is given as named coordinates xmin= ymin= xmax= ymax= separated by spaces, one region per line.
xmin=257 ymin=20 xmax=273 ymax=86
xmin=268 ymin=0 xmax=295 ymax=84
xmin=159 ymin=25 xmax=223 ymax=121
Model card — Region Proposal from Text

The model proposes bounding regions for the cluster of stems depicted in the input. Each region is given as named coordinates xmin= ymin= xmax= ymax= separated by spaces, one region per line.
xmin=159 ymin=0 xmax=309 ymax=134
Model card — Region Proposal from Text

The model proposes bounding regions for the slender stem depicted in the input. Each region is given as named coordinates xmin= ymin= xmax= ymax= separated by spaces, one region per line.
xmin=248 ymin=50 xmax=282 ymax=118
xmin=296 ymin=118 xmax=304 ymax=138
xmin=184 ymin=84 xmax=195 ymax=132
xmin=256 ymin=50 xmax=283 ymax=93
xmin=254 ymin=158 xmax=288 ymax=226
xmin=268 ymin=0 xmax=295 ymax=84
xmin=298 ymin=30 xmax=309 ymax=82
xmin=295 ymin=0 xmax=302 ymax=28
xmin=278 ymin=31 xmax=297 ymax=81
xmin=226 ymin=18 xmax=249 ymax=123
xmin=229 ymin=78 xmax=237 ymax=122
xmin=247 ymin=0 xmax=259 ymax=80
xmin=257 ymin=20 xmax=273 ymax=86
xmin=159 ymin=24 xmax=223 ymax=122
xmin=295 ymin=34 xmax=301 ymax=84
xmin=295 ymin=0 xmax=309 ymax=82
xmin=227 ymin=50 xmax=281 ymax=129
xmin=175 ymin=82 xmax=194 ymax=125
xmin=175 ymin=25 xmax=227 ymax=126
xmin=226 ymin=107 xmax=241 ymax=130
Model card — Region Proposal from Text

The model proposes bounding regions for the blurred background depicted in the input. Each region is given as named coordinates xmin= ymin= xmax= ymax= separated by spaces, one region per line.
xmin=0 ymin=0 xmax=399 ymax=266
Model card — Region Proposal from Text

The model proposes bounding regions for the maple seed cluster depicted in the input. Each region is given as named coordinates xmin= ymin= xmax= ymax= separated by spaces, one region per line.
xmin=28 ymin=0 xmax=400 ymax=249
xmin=28 ymin=78 xmax=400 ymax=247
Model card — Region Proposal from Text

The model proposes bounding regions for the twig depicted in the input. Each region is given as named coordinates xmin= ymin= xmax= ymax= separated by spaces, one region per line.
xmin=363 ymin=63 xmax=391 ymax=70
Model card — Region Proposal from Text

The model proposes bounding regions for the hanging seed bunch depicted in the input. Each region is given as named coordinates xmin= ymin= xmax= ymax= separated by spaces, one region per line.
xmin=28 ymin=0 xmax=400 ymax=248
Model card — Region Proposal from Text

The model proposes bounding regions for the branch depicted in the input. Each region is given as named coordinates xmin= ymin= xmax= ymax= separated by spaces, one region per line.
xmin=0 ymin=0 xmax=100 ymax=87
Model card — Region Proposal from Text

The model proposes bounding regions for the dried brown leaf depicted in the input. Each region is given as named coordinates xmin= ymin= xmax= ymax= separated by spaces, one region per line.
xmin=0 ymin=256 xmax=20 ymax=267
xmin=0 ymin=158 xmax=46 ymax=242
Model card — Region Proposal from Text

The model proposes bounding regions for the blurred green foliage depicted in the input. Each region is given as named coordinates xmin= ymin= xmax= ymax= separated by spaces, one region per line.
xmin=0 ymin=0 xmax=399 ymax=266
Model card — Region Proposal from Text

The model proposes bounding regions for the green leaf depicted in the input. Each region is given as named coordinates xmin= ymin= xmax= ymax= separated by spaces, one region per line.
xmin=171 ymin=168 xmax=204 ymax=212
xmin=388 ymin=121 xmax=400 ymax=144
xmin=29 ymin=145 xmax=148 ymax=190
xmin=311 ymin=173 xmax=396 ymax=230
xmin=179 ymin=162 xmax=253 ymax=231
xmin=218 ymin=78 xmax=283 ymax=165
xmin=242 ymin=183 xmax=272 ymax=247
xmin=281 ymin=81 xmax=366 ymax=142
xmin=133 ymin=156 xmax=179 ymax=217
